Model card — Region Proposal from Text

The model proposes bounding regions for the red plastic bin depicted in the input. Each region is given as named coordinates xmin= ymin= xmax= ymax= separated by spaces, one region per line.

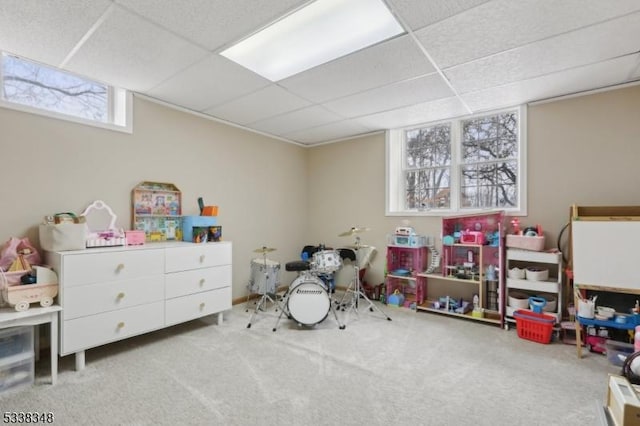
xmin=513 ymin=310 xmax=555 ymax=344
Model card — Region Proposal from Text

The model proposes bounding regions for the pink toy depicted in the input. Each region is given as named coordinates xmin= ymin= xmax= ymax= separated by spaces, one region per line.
xmin=125 ymin=230 xmax=145 ymax=245
xmin=460 ymin=230 xmax=485 ymax=245
xmin=510 ymin=218 xmax=521 ymax=235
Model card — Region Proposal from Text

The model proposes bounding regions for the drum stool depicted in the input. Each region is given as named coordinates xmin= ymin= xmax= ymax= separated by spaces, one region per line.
xmin=285 ymin=260 xmax=311 ymax=272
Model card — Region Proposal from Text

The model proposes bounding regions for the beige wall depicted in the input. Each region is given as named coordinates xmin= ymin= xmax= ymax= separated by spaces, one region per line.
xmin=2 ymin=84 xmax=639 ymax=299
xmin=308 ymin=84 xmax=640 ymax=287
xmin=0 ymin=95 xmax=309 ymax=299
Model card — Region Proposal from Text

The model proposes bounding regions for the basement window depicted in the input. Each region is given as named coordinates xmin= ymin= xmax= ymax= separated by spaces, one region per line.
xmin=386 ymin=106 xmax=527 ymax=216
xmin=0 ymin=52 xmax=131 ymax=132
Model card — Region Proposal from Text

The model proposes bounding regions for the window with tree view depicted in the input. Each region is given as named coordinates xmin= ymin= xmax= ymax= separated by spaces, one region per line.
xmin=405 ymin=123 xmax=452 ymax=210
xmin=388 ymin=107 xmax=525 ymax=215
xmin=1 ymin=52 xmax=130 ymax=130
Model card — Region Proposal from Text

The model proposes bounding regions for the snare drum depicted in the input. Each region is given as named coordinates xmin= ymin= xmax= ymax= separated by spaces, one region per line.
xmin=311 ymin=250 xmax=342 ymax=274
xmin=249 ymin=258 xmax=280 ymax=295
xmin=287 ymin=275 xmax=330 ymax=326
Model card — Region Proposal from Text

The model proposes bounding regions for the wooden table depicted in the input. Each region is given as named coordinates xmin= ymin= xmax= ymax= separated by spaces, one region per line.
xmin=0 ymin=306 xmax=62 ymax=384
xmin=574 ymin=284 xmax=640 ymax=358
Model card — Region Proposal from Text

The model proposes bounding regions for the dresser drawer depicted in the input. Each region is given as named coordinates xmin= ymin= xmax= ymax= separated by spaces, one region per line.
xmin=165 ymin=287 xmax=231 ymax=326
xmin=165 ymin=265 xmax=231 ymax=299
xmin=62 ymin=249 xmax=164 ymax=287
xmin=165 ymin=243 xmax=231 ymax=273
xmin=63 ymin=275 xmax=165 ymax=320
xmin=61 ymin=301 xmax=164 ymax=355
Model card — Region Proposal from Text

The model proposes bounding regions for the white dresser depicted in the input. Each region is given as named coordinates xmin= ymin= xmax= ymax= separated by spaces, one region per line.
xmin=45 ymin=241 xmax=232 ymax=370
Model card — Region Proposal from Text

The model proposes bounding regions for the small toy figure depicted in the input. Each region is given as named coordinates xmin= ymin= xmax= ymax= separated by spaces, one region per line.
xmin=510 ymin=217 xmax=520 ymax=235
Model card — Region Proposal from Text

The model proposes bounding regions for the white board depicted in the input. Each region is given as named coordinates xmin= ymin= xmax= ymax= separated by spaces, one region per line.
xmin=572 ymin=220 xmax=640 ymax=290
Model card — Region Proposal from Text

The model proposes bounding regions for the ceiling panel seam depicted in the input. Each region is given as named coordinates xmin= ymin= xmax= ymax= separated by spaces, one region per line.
xmin=441 ymin=9 xmax=640 ymax=73
xmin=59 ymin=2 xmax=115 ymax=69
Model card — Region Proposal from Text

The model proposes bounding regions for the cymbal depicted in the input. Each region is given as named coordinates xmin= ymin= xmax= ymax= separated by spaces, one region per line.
xmin=338 ymin=227 xmax=370 ymax=237
xmin=253 ymin=246 xmax=277 ymax=253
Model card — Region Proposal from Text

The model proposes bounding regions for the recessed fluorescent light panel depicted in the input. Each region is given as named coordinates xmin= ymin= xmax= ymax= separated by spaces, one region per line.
xmin=220 ymin=0 xmax=404 ymax=81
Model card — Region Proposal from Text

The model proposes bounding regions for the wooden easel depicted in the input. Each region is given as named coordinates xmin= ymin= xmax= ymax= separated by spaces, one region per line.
xmin=570 ymin=205 xmax=640 ymax=358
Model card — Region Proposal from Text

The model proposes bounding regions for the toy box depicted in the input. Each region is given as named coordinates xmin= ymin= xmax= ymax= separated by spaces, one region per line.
xmin=125 ymin=230 xmax=145 ymax=245
xmin=182 ymin=216 xmax=219 ymax=243
xmin=606 ymin=340 xmax=635 ymax=367
xmin=606 ymin=375 xmax=640 ymax=426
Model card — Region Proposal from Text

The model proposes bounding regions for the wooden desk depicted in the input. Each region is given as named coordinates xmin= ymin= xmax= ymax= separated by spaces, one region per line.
xmin=0 ymin=306 xmax=62 ymax=384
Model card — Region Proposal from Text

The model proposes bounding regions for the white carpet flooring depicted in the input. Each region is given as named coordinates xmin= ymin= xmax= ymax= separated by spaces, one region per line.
xmin=1 ymin=299 xmax=619 ymax=425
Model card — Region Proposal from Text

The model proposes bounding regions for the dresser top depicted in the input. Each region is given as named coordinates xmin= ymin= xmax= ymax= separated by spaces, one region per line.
xmin=46 ymin=240 xmax=231 ymax=255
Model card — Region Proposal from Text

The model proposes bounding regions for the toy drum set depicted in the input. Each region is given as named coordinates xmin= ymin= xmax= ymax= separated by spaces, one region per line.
xmin=247 ymin=227 xmax=392 ymax=331
xmin=246 ymin=245 xmax=345 ymax=329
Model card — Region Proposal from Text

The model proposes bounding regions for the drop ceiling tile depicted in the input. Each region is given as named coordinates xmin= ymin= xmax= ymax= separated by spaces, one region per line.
xmin=445 ymin=12 xmax=640 ymax=94
xmin=284 ymin=120 xmax=376 ymax=145
xmin=205 ymin=85 xmax=312 ymax=125
xmin=416 ymin=0 xmax=640 ymax=69
xmin=323 ymin=73 xmax=454 ymax=118
xmin=146 ymin=54 xmax=271 ymax=111
xmin=461 ymin=54 xmax=640 ymax=112
xmin=64 ymin=6 xmax=209 ymax=91
xmin=116 ymin=0 xmax=307 ymax=51
xmin=354 ymin=97 xmax=470 ymax=129
xmin=249 ymin=106 xmax=344 ymax=136
xmin=279 ymin=35 xmax=436 ymax=103
xmin=0 ymin=0 xmax=112 ymax=65
xmin=389 ymin=0 xmax=491 ymax=31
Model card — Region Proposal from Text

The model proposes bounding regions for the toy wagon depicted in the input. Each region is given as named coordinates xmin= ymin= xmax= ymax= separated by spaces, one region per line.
xmin=2 ymin=282 xmax=58 ymax=311
xmin=1 ymin=266 xmax=59 ymax=312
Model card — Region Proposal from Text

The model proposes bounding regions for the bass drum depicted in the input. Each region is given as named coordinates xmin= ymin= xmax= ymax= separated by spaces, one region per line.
xmin=287 ymin=275 xmax=330 ymax=327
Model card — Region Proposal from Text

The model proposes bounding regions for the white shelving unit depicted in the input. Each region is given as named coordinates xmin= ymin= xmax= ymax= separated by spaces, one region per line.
xmin=505 ymin=249 xmax=563 ymax=326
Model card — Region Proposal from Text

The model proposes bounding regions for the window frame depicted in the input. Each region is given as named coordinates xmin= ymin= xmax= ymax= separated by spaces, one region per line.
xmin=386 ymin=105 xmax=527 ymax=217
xmin=0 ymin=52 xmax=132 ymax=133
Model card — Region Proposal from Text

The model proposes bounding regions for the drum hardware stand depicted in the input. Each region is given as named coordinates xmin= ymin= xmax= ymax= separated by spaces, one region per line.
xmin=246 ymin=247 xmax=282 ymax=329
xmin=336 ymin=227 xmax=391 ymax=323
xmin=338 ymin=264 xmax=391 ymax=323
xmin=246 ymin=289 xmax=281 ymax=329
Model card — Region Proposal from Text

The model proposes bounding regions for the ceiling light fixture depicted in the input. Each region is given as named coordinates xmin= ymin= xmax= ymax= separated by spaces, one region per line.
xmin=220 ymin=0 xmax=404 ymax=82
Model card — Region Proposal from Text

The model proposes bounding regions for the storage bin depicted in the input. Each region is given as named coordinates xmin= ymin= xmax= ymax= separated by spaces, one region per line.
xmin=513 ymin=310 xmax=555 ymax=344
xmin=0 ymin=326 xmax=34 ymax=395
xmin=508 ymin=291 xmax=530 ymax=309
xmin=606 ymin=340 xmax=635 ymax=367
xmin=506 ymin=235 xmax=545 ymax=251
xmin=0 ymin=357 xmax=34 ymax=395
xmin=0 ymin=327 xmax=33 ymax=358
xmin=525 ymin=267 xmax=549 ymax=281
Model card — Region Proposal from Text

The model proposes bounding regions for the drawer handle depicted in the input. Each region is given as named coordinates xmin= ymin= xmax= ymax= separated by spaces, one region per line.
xmin=117 ymin=321 xmax=125 ymax=329
xmin=116 ymin=263 xmax=125 ymax=272
xmin=199 ymin=254 xmax=205 ymax=263
xmin=199 ymin=302 xmax=205 ymax=310
xmin=116 ymin=292 xmax=125 ymax=300
xmin=199 ymin=278 xmax=205 ymax=286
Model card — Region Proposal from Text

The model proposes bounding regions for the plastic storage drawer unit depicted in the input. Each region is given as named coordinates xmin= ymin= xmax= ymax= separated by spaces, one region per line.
xmin=0 ymin=326 xmax=34 ymax=395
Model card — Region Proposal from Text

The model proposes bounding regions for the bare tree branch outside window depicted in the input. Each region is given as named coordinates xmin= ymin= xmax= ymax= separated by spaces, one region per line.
xmin=461 ymin=113 xmax=518 ymax=208
xmin=401 ymin=111 xmax=519 ymax=212
xmin=1 ymin=53 xmax=108 ymax=122
xmin=404 ymin=124 xmax=451 ymax=210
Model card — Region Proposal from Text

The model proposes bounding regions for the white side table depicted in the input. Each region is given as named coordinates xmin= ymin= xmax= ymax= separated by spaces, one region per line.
xmin=0 ymin=306 xmax=62 ymax=385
